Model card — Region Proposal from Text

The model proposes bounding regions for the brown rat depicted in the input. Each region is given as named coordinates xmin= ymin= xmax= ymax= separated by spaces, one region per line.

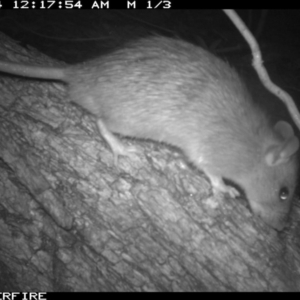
xmin=0 ymin=36 xmax=299 ymax=230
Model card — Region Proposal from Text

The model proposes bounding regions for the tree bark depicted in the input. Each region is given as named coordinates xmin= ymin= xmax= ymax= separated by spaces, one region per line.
xmin=0 ymin=32 xmax=299 ymax=291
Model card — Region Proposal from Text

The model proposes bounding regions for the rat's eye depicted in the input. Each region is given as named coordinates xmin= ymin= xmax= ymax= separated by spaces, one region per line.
xmin=279 ymin=187 xmax=289 ymax=201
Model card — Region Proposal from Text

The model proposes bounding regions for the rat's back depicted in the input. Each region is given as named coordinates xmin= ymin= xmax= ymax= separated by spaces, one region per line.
xmin=67 ymin=36 xmax=267 ymax=158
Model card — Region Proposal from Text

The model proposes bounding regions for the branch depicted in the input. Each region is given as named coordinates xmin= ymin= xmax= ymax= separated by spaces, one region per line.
xmin=223 ymin=9 xmax=300 ymax=130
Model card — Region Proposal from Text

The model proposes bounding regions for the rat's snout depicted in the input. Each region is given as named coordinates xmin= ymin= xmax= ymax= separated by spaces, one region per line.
xmin=254 ymin=209 xmax=289 ymax=231
xmin=266 ymin=217 xmax=288 ymax=231
xmin=248 ymin=199 xmax=290 ymax=231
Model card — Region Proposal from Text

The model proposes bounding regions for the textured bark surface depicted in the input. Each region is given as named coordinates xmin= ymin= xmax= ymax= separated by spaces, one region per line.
xmin=0 ymin=33 xmax=300 ymax=291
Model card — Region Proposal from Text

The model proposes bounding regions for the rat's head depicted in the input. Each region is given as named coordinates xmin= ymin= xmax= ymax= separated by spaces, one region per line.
xmin=242 ymin=121 xmax=299 ymax=230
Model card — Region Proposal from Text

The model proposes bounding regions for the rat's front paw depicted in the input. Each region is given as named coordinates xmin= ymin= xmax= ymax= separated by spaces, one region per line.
xmin=223 ymin=185 xmax=240 ymax=198
xmin=207 ymin=174 xmax=240 ymax=198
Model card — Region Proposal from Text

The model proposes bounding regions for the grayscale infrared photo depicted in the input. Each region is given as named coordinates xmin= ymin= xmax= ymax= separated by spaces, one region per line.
xmin=0 ymin=7 xmax=300 ymax=291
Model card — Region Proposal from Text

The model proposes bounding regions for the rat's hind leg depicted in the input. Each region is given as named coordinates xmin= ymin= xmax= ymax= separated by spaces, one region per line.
xmin=97 ymin=119 xmax=138 ymax=165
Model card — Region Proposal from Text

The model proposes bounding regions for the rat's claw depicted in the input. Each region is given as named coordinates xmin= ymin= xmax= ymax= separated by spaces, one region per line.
xmin=225 ymin=186 xmax=240 ymax=198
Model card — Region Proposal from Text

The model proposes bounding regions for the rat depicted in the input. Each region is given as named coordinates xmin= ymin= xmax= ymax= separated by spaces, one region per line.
xmin=0 ymin=36 xmax=298 ymax=230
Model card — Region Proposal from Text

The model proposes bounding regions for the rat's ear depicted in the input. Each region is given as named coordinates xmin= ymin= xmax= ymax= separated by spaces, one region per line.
xmin=265 ymin=136 xmax=299 ymax=167
xmin=265 ymin=121 xmax=299 ymax=166
xmin=274 ymin=121 xmax=294 ymax=140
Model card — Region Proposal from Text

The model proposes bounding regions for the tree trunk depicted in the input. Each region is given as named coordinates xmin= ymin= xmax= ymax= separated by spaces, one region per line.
xmin=0 ymin=32 xmax=299 ymax=291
